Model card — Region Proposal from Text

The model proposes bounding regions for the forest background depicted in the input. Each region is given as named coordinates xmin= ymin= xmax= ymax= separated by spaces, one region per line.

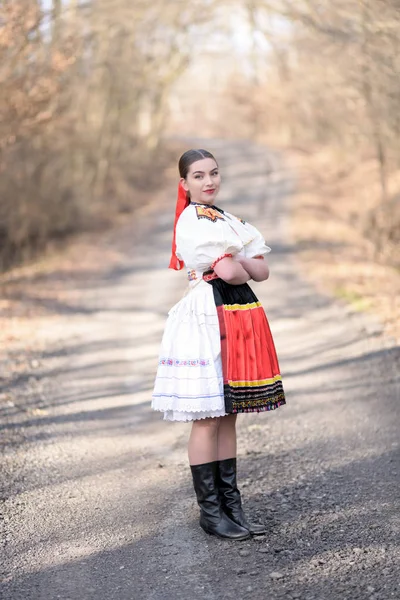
xmin=1 ymin=0 xmax=399 ymax=340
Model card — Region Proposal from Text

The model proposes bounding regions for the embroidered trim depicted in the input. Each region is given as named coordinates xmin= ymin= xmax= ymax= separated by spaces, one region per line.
xmin=223 ymin=301 xmax=261 ymax=311
xmin=203 ymin=271 xmax=219 ymax=282
xmin=232 ymin=398 xmax=286 ymax=414
xmin=158 ymin=358 xmax=211 ymax=367
xmin=195 ymin=205 xmax=224 ymax=222
xmin=210 ymin=253 xmax=233 ymax=270
xmin=163 ymin=411 xmax=227 ymax=422
xmin=229 ymin=374 xmax=282 ymax=388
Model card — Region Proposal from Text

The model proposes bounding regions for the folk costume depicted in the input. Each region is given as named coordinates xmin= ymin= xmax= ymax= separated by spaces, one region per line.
xmin=151 ymin=181 xmax=285 ymax=541
xmin=151 ymin=184 xmax=286 ymax=421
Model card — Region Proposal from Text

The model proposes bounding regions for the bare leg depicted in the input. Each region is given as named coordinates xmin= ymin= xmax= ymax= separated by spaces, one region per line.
xmin=188 ymin=415 xmax=250 ymax=540
xmin=217 ymin=414 xmax=237 ymax=461
xmin=188 ymin=417 xmax=221 ymax=465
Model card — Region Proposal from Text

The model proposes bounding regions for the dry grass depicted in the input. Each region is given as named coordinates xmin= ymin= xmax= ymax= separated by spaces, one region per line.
xmin=288 ymin=148 xmax=400 ymax=343
xmin=0 ymin=142 xmax=180 ymax=359
xmin=0 ymin=183 xmax=168 ymax=359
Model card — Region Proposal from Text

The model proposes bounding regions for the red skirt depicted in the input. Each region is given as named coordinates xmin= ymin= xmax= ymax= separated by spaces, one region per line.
xmin=207 ymin=278 xmax=285 ymax=414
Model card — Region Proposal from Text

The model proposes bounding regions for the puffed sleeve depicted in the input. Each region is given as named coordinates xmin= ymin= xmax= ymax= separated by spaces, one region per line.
xmin=242 ymin=221 xmax=271 ymax=258
xmin=175 ymin=205 xmax=243 ymax=272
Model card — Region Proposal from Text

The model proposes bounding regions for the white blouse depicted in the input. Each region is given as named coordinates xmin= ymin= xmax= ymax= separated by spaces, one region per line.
xmin=175 ymin=203 xmax=270 ymax=273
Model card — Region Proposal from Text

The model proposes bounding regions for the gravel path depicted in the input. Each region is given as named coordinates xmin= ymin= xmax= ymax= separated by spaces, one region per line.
xmin=1 ymin=139 xmax=399 ymax=600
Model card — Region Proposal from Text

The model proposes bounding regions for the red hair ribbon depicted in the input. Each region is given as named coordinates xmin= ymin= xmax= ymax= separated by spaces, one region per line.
xmin=169 ymin=182 xmax=190 ymax=270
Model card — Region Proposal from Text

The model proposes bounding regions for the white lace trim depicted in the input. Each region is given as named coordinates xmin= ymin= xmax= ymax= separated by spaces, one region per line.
xmin=161 ymin=407 xmax=228 ymax=422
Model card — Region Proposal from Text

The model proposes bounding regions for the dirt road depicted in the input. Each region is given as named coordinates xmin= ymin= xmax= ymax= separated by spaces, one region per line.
xmin=1 ymin=140 xmax=399 ymax=600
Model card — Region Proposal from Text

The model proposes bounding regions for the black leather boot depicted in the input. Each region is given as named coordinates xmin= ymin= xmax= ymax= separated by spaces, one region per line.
xmin=190 ymin=461 xmax=251 ymax=540
xmin=217 ymin=457 xmax=267 ymax=535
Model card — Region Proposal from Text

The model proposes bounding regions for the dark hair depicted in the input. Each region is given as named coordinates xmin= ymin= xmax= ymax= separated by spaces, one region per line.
xmin=178 ymin=149 xmax=218 ymax=179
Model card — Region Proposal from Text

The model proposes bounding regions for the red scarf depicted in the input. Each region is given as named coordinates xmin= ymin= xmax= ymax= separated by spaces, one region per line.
xmin=169 ymin=182 xmax=190 ymax=270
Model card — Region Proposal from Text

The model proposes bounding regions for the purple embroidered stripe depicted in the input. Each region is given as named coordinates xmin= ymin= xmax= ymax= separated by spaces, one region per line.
xmin=158 ymin=358 xmax=211 ymax=367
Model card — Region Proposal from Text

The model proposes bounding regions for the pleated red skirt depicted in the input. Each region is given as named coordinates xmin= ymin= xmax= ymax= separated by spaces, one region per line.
xmin=207 ymin=278 xmax=286 ymax=414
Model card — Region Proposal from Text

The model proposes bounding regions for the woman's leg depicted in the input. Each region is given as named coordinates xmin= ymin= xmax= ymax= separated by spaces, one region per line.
xmin=188 ymin=417 xmax=221 ymax=465
xmin=216 ymin=415 xmax=267 ymax=535
xmin=217 ymin=413 xmax=237 ymax=460
xmin=188 ymin=415 xmax=250 ymax=539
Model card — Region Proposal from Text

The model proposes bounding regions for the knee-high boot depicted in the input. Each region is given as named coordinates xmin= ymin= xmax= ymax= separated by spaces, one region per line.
xmin=190 ymin=461 xmax=251 ymax=540
xmin=217 ymin=457 xmax=267 ymax=535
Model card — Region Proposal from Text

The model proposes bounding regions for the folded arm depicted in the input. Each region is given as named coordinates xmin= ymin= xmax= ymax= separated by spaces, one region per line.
xmin=235 ymin=256 xmax=269 ymax=282
xmin=212 ymin=256 xmax=251 ymax=285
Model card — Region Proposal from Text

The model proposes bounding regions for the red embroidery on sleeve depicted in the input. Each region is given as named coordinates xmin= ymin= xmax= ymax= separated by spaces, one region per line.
xmin=203 ymin=271 xmax=219 ymax=282
xmin=210 ymin=253 xmax=233 ymax=271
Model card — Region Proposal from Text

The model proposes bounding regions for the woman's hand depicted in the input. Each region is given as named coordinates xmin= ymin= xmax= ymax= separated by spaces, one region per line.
xmin=235 ymin=256 xmax=269 ymax=282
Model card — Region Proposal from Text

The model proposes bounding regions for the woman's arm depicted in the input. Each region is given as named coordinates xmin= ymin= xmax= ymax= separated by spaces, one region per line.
xmin=213 ymin=256 xmax=251 ymax=285
xmin=236 ymin=256 xmax=270 ymax=282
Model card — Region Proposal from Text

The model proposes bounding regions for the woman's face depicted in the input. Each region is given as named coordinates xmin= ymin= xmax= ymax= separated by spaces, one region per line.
xmin=181 ymin=158 xmax=221 ymax=205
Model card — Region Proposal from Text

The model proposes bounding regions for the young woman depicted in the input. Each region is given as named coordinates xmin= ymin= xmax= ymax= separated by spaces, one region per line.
xmin=152 ymin=149 xmax=285 ymax=541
